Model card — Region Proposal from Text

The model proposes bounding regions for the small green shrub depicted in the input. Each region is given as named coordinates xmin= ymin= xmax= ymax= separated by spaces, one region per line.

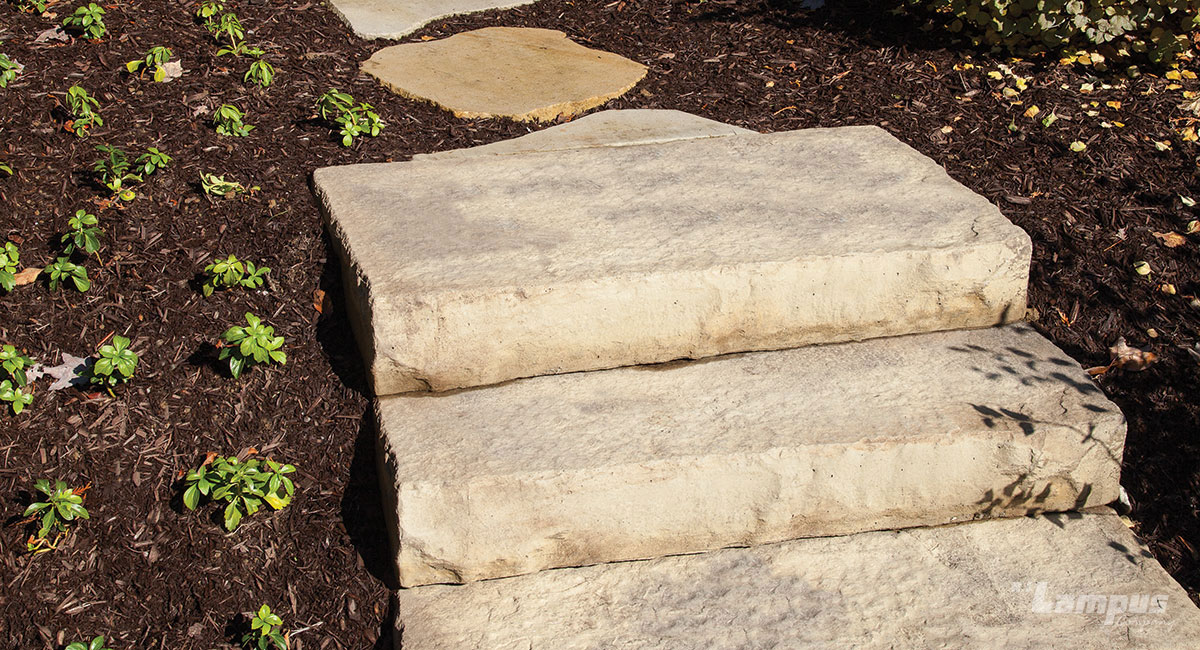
xmin=66 ymin=85 xmax=102 ymax=137
xmin=245 ymin=57 xmax=274 ymax=87
xmin=0 ymin=52 xmax=19 ymax=88
xmin=219 ymin=312 xmax=286 ymax=378
xmin=126 ymin=46 xmax=173 ymax=82
xmin=183 ymin=454 xmax=296 ymax=531
xmin=90 ymin=335 xmax=137 ymax=388
xmin=906 ymin=0 xmax=1199 ymax=65
xmin=45 ymin=257 xmax=91 ymax=292
xmin=14 ymin=0 xmax=49 ymax=13
xmin=196 ymin=0 xmax=224 ymax=28
xmin=65 ymin=636 xmax=112 ymax=650
xmin=62 ymin=3 xmax=107 ymax=40
xmin=214 ymin=104 xmax=253 ymax=136
xmin=0 ymin=241 xmax=19 ymax=292
xmin=0 ymin=344 xmax=34 ymax=386
xmin=200 ymin=172 xmax=257 ymax=197
xmin=92 ymin=145 xmax=167 ymax=198
xmin=0 ymin=379 xmax=32 ymax=414
xmin=63 ymin=209 xmax=103 ymax=256
xmin=201 ymin=254 xmax=270 ymax=296
xmin=243 ymin=604 xmax=288 ymax=650
xmin=317 ymin=89 xmax=384 ymax=146
xmin=137 ymin=147 xmax=173 ymax=175
xmin=23 ymin=479 xmax=89 ymax=552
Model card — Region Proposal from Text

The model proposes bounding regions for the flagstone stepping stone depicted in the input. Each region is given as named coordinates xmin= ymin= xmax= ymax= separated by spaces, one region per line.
xmin=393 ymin=510 xmax=1200 ymax=648
xmin=414 ymin=109 xmax=755 ymax=161
xmin=362 ymin=27 xmax=649 ymax=122
xmin=314 ymin=126 xmax=1031 ymax=395
xmin=376 ymin=324 xmax=1124 ymax=586
xmin=329 ymin=0 xmax=537 ymax=40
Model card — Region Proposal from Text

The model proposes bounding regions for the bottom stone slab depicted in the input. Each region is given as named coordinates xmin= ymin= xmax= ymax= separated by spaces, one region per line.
xmin=395 ymin=509 xmax=1200 ymax=649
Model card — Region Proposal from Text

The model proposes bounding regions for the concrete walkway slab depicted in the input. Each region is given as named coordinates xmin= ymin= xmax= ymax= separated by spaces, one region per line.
xmin=394 ymin=510 xmax=1200 ymax=649
xmin=315 ymin=126 xmax=1032 ymax=395
xmin=328 ymin=0 xmax=536 ymax=40
xmin=363 ymin=28 xmax=648 ymax=122
xmin=414 ymin=109 xmax=755 ymax=161
xmin=377 ymin=324 xmax=1124 ymax=586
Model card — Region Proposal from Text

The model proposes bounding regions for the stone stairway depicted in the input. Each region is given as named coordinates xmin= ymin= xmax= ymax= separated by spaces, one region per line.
xmin=312 ymin=110 xmax=1200 ymax=647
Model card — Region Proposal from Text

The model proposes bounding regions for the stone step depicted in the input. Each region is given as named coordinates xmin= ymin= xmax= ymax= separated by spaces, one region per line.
xmin=315 ymin=126 xmax=1032 ymax=395
xmin=329 ymin=0 xmax=537 ymax=40
xmin=376 ymin=324 xmax=1124 ymax=587
xmin=393 ymin=509 xmax=1200 ymax=649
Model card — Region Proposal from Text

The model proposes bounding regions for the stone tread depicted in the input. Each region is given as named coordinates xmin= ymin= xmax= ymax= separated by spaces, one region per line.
xmin=328 ymin=0 xmax=536 ymax=40
xmin=377 ymin=324 xmax=1124 ymax=586
xmin=315 ymin=126 xmax=1032 ymax=394
xmin=394 ymin=509 xmax=1200 ymax=649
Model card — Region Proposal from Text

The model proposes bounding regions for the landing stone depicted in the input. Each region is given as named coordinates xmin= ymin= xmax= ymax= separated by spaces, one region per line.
xmin=315 ymin=126 xmax=1032 ymax=395
xmin=362 ymin=27 xmax=649 ymax=122
xmin=328 ymin=0 xmax=536 ymax=40
xmin=394 ymin=510 xmax=1200 ymax=649
xmin=376 ymin=325 xmax=1124 ymax=586
xmin=414 ymin=109 xmax=755 ymax=161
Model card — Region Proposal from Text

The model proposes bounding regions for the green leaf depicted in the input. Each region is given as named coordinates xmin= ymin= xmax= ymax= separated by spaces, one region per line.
xmin=183 ymin=484 xmax=200 ymax=510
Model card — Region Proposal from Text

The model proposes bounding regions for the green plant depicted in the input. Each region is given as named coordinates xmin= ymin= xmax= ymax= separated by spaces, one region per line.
xmin=0 ymin=344 xmax=33 ymax=386
xmin=62 ymin=2 xmax=107 ymax=41
xmin=65 ymin=85 xmax=102 ymax=137
xmin=0 ymin=52 xmax=20 ymax=88
xmin=0 ymin=379 xmax=32 ymax=414
xmin=137 ymin=147 xmax=173 ymax=176
xmin=905 ymin=0 xmax=1199 ymax=66
xmin=214 ymin=103 xmax=253 ymax=136
xmin=316 ymin=89 xmax=384 ymax=146
xmin=0 ymin=161 xmax=11 ymax=176
xmin=211 ymin=12 xmax=262 ymax=57
xmin=90 ymin=335 xmax=137 ymax=389
xmin=183 ymin=454 xmax=296 ymax=531
xmin=1 ymin=241 xmax=19 ymax=292
xmin=196 ymin=0 xmax=224 ymax=28
xmin=45 ymin=257 xmax=91 ymax=292
xmin=219 ymin=312 xmax=286 ymax=378
xmin=201 ymin=254 xmax=269 ymax=296
xmin=243 ymin=604 xmax=288 ymax=650
xmin=65 ymin=636 xmax=112 ymax=650
xmin=126 ymin=46 xmax=173 ymax=82
xmin=14 ymin=0 xmax=49 ymax=13
xmin=200 ymin=172 xmax=257 ymax=197
xmin=62 ymin=209 xmax=103 ymax=256
xmin=245 ymin=57 xmax=274 ymax=87
xmin=23 ymin=479 xmax=89 ymax=552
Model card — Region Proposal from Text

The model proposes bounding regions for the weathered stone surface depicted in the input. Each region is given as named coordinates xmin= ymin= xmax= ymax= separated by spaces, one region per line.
xmin=328 ymin=0 xmax=536 ymax=40
xmin=362 ymin=27 xmax=649 ymax=122
xmin=414 ymin=109 xmax=755 ymax=161
xmin=315 ymin=126 xmax=1032 ymax=395
xmin=376 ymin=324 xmax=1123 ymax=586
xmin=395 ymin=510 xmax=1200 ymax=649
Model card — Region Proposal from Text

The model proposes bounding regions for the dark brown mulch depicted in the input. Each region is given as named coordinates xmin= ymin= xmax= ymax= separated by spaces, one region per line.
xmin=0 ymin=0 xmax=1197 ymax=646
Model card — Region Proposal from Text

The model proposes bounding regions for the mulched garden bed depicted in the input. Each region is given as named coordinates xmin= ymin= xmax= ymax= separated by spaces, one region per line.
xmin=0 ymin=0 xmax=1197 ymax=646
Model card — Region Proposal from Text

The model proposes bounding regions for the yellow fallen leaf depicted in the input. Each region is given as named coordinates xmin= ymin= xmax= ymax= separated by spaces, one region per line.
xmin=940 ymin=125 xmax=954 ymax=134
xmin=1182 ymin=126 xmax=1199 ymax=142
xmin=1185 ymin=91 xmax=1198 ymax=99
xmin=1106 ymin=101 xmax=1122 ymax=110
xmin=1154 ymin=140 xmax=1173 ymax=151
xmin=1167 ymin=70 xmax=1182 ymax=80
xmin=1002 ymin=87 xmax=1020 ymax=98
xmin=1184 ymin=70 xmax=1197 ymax=80
xmin=1070 ymin=141 xmax=1087 ymax=152
xmin=1113 ymin=121 xmax=1125 ymax=127
xmin=1168 ymin=83 xmax=1184 ymax=90
xmin=953 ymin=62 xmax=975 ymax=71
xmin=1024 ymin=105 xmax=1040 ymax=118
xmin=1133 ymin=260 xmax=1151 ymax=275
xmin=988 ymin=70 xmax=1004 ymax=80
xmin=12 ymin=267 xmax=41 ymax=287
xmin=1152 ymin=231 xmax=1188 ymax=247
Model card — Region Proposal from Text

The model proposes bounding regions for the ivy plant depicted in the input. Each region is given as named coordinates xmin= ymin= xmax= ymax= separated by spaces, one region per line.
xmin=183 ymin=454 xmax=296 ymax=531
xmin=90 ymin=335 xmax=137 ymax=389
xmin=45 ymin=257 xmax=91 ymax=292
xmin=0 ymin=344 xmax=33 ymax=386
xmin=126 ymin=46 xmax=173 ymax=82
xmin=243 ymin=604 xmax=288 ymax=650
xmin=65 ymin=637 xmax=112 ymax=650
xmin=23 ymin=479 xmax=89 ymax=553
xmin=1 ymin=241 xmax=19 ymax=292
xmin=62 ymin=3 xmax=107 ymax=40
xmin=202 ymin=254 xmax=269 ymax=296
xmin=62 ymin=209 xmax=103 ymax=256
xmin=317 ymin=89 xmax=384 ymax=146
xmin=66 ymin=85 xmax=102 ymax=137
xmin=0 ymin=52 xmax=20 ymax=88
xmin=213 ymin=103 xmax=253 ymax=136
xmin=219 ymin=312 xmax=286 ymax=378
xmin=0 ymin=379 xmax=32 ymax=414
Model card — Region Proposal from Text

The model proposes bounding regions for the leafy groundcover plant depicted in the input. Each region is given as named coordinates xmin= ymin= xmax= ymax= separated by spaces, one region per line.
xmin=62 ymin=2 xmax=107 ymax=40
xmin=66 ymin=636 xmax=112 ymax=650
xmin=244 ymin=604 xmax=288 ymax=650
xmin=90 ymin=335 xmax=138 ymax=391
xmin=183 ymin=454 xmax=296 ymax=531
xmin=1 ymin=240 xmax=20 ymax=292
xmin=202 ymin=254 xmax=269 ymax=296
xmin=316 ymin=89 xmax=384 ymax=146
xmin=23 ymin=479 xmax=89 ymax=552
xmin=219 ymin=312 xmax=285 ymax=377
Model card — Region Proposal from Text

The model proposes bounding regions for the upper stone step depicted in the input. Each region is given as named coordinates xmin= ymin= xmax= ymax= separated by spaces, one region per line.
xmin=376 ymin=324 xmax=1124 ymax=587
xmin=329 ymin=0 xmax=537 ymax=40
xmin=394 ymin=509 xmax=1200 ymax=649
xmin=315 ymin=125 xmax=1032 ymax=395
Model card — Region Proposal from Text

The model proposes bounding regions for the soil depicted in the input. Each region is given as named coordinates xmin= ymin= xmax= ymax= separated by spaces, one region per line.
xmin=0 ymin=0 xmax=1197 ymax=647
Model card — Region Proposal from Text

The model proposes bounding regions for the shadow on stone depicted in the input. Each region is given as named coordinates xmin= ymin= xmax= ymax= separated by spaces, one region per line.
xmin=341 ymin=405 xmax=399 ymax=590
xmin=315 ymin=230 xmax=371 ymax=398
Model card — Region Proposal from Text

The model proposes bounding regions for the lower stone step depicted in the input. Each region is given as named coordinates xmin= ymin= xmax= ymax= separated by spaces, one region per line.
xmin=394 ymin=509 xmax=1200 ymax=649
xmin=376 ymin=324 xmax=1125 ymax=587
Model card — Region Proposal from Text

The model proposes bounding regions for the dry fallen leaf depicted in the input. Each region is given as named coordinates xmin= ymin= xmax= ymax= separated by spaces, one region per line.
xmin=12 ymin=266 xmax=41 ymax=286
xmin=1152 ymin=231 xmax=1188 ymax=247
xmin=313 ymin=288 xmax=326 ymax=314
xmin=1109 ymin=337 xmax=1158 ymax=372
